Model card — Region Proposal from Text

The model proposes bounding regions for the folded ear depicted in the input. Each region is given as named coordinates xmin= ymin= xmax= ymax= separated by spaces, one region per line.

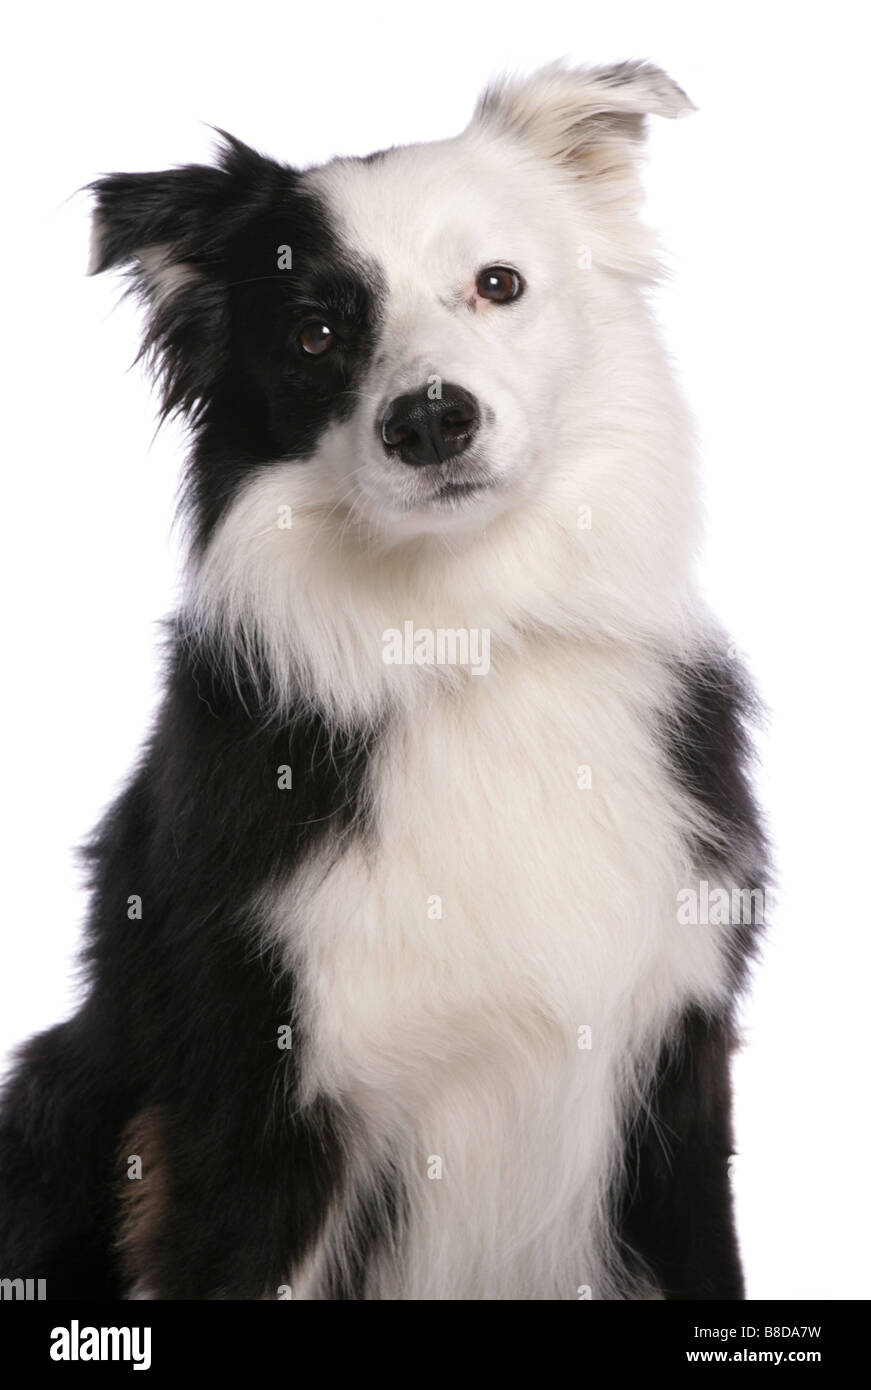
xmin=471 ymin=60 xmax=694 ymax=183
xmin=88 ymin=135 xmax=280 ymax=423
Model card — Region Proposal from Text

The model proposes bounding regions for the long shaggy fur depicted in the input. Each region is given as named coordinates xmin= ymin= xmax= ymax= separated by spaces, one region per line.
xmin=0 ymin=61 xmax=766 ymax=1300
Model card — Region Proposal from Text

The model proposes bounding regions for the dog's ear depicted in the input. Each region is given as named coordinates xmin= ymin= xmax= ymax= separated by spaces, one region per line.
xmin=472 ymin=61 xmax=694 ymax=185
xmin=88 ymin=135 xmax=280 ymax=423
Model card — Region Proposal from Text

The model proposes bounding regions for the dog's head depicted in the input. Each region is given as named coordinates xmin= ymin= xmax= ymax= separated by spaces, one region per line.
xmin=91 ymin=62 xmax=693 ymax=548
xmin=91 ymin=63 xmax=698 ymax=719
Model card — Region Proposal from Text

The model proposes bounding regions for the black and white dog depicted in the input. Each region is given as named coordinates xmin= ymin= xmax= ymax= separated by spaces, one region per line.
xmin=0 ymin=62 xmax=766 ymax=1300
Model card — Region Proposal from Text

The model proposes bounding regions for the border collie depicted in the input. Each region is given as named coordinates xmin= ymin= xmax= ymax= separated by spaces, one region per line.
xmin=0 ymin=61 xmax=767 ymax=1300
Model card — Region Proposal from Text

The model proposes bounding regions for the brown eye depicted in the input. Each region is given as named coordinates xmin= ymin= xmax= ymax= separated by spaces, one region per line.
xmin=476 ymin=266 xmax=523 ymax=304
xmin=299 ymin=322 xmax=335 ymax=356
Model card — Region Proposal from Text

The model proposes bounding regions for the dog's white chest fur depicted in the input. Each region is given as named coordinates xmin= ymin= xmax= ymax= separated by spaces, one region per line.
xmin=267 ymin=637 xmax=730 ymax=1299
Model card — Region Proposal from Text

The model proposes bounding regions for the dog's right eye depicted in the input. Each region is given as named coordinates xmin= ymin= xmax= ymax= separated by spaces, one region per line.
xmin=299 ymin=322 xmax=335 ymax=356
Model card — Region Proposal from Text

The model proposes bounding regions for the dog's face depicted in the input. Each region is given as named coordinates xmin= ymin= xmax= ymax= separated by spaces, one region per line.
xmin=302 ymin=142 xmax=585 ymax=539
xmin=91 ymin=62 xmax=693 ymax=550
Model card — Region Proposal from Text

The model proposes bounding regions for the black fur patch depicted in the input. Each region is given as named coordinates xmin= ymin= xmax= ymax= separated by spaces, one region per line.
xmin=90 ymin=136 xmax=385 ymax=550
xmin=665 ymin=657 xmax=766 ymax=870
xmin=663 ymin=655 xmax=769 ymax=986
xmin=616 ymin=1007 xmax=745 ymax=1300
xmin=609 ymin=655 xmax=769 ymax=1299
xmin=0 ymin=632 xmax=384 ymax=1298
xmin=322 ymin=1166 xmax=406 ymax=1300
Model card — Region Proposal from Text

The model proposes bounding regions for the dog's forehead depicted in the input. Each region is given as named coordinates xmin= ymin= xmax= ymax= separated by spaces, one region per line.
xmin=302 ymin=136 xmax=561 ymax=282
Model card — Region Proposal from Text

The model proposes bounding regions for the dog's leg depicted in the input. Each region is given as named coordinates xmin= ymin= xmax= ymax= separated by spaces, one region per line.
xmin=98 ymin=890 xmax=348 ymax=1300
xmin=0 ymin=1012 xmax=133 ymax=1298
xmin=0 ymin=765 xmax=158 ymax=1297
xmin=0 ymin=961 xmax=345 ymax=1301
xmin=115 ymin=946 xmax=347 ymax=1301
xmin=133 ymin=1093 xmax=345 ymax=1300
xmin=617 ymin=1007 xmax=745 ymax=1300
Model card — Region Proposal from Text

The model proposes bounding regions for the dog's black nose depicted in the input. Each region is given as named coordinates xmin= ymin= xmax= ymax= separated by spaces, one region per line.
xmin=380 ymin=384 xmax=481 ymax=467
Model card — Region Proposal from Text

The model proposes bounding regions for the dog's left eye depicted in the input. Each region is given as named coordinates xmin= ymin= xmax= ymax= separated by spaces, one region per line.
xmin=476 ymin=266 xmax=523 ymax=304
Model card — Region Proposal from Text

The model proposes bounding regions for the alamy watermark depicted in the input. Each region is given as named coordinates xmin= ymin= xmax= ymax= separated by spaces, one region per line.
xmin=382 ymin=621 xmax=490 ymax=676
xmin=1 ymin=1276 xmax=46 ymax=1300
xmin=676 ymin=880 xmax=771 ymax=926
xmin=50 ymin=1322 xmax=151 ymax=1371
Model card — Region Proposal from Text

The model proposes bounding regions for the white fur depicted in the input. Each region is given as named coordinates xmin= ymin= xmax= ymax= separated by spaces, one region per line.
xmin=265 ymin=639 xmax=733 ymax=1299
xmin=135 ymin=246 xmax=200 ymax=307
xmin=188 ymin=64 xmax=738 ymax=1298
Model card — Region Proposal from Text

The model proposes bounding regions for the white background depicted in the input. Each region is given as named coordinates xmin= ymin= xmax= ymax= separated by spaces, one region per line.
xmin=2 ymin=0 xmax=868 ymax=1300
